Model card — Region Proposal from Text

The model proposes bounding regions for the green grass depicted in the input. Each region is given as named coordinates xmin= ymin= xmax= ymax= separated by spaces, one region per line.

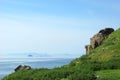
xmin=96 ymin=69 xmax=120 ymax=80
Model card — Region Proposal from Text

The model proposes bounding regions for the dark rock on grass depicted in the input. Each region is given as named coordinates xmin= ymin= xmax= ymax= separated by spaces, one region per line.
xmin=15 ymin=65 xmax=31 ymax=71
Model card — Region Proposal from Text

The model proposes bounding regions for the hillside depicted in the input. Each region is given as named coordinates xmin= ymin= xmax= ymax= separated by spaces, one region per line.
xmin=2 ymin=28 xmax=120 ymax=80
xmin=89 ymin=28 xmax=120 ymax=61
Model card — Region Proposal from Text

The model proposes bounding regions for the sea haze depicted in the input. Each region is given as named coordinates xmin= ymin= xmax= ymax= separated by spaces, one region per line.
xmin=0 ymin=57 xmax=73 ymax=79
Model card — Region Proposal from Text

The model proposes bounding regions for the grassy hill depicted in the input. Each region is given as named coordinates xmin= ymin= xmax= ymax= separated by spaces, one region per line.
xmin=96 ymin=70 xmax=120 ymax=80
xmin=2 ymin=28 xmax=120 ymax=80
xmin=89 ymin=28 xmax=120 ymax=62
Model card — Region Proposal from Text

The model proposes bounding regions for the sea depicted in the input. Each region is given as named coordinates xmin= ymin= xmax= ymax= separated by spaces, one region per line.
xmin=0 ymin=58 xmax=73 ymax=79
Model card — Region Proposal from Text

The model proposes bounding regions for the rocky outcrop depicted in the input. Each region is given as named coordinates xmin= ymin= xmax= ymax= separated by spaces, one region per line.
xmin=85 ymin=28 xmax=114 ymax=55
xmin=85 ymin=45 xmax=92 ymax=55
xmin=14 ymin=65 xmax=31 ymax=71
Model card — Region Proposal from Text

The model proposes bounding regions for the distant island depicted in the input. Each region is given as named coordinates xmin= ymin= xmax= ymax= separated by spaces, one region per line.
xmin=28 ymin=54 xmax=33 ymax=57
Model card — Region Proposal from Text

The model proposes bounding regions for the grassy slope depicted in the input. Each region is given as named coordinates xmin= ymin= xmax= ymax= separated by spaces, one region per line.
xmin=96 ymin=70 xmax=120 ymax=80
xmin=2 ymin=28 xmax=120 ymax=80
xmin=89 ymin=28 xmax=120 ymax=61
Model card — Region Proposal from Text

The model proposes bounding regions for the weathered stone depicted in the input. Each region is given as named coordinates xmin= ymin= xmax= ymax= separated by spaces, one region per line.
xmin=15 ymin=65 xmax=31 ymax=71
xmin=99 ymin=28 xmax=114 ymax=36
xmin=85 ymin=45 xmax=92 ymax=55
xmin=90 ymin=33 xmax=105 ymax=49
xmin=85 ymin=28 xmax=114 ymax=55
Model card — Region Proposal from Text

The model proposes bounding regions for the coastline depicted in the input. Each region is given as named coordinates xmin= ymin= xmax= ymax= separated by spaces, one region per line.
xmin=0 ymin=58 xmax=73 ymax=79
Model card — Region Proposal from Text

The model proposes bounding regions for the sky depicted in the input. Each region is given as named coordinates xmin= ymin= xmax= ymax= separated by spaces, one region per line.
xmin=0 ymin=0 xmax=120 ymax=58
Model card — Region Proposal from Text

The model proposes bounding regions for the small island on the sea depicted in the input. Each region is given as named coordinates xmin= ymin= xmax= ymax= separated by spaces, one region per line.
xmin=28 ymin=54 xmax=33 ymax=57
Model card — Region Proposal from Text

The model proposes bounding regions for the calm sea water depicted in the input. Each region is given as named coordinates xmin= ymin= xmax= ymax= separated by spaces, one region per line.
xmin=0 ymin=58 xmax=73 ymax=79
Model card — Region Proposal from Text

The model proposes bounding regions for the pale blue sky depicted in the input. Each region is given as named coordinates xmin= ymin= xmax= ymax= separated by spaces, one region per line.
xmin=0 ymin=0 xmax=120 ymax=58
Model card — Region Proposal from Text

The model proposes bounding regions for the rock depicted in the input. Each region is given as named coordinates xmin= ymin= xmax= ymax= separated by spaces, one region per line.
xmin=85 ymin=28 xmax=114 ymax=54
xmin=85 ymin=45 xmax=92 ymax=55
xmin=90 ymin=33 xmax=105 ymax=49
xmin=99 ymin=28 xmax=114 ymax=36
xmin=15 ymin=65 xmax=31 ymax=71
